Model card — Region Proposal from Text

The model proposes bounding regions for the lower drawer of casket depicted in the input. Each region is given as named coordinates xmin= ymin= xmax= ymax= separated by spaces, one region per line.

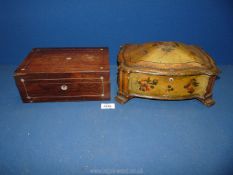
xmin=18 ymin=77 xmax=108 ymax=102
xmin=128 ymin=73 xmax=210 ymax=98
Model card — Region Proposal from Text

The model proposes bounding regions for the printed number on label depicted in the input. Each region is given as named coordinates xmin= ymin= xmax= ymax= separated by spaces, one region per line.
xmin=101 ymin=103 xmax=115 ymax=109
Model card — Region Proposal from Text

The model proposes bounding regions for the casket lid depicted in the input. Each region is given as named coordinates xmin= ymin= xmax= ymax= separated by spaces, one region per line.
xmin=118 ymin=42 xmax=220 ymax=76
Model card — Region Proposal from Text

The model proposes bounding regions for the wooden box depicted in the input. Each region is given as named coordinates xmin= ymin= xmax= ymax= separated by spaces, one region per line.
xmin=14 ymin=48 xmax=110 ymax=103
xmin=115 ymin=42 xmax=220 ymax=106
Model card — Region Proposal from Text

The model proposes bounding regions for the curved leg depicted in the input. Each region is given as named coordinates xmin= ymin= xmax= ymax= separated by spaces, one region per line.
xmin=198 ymin=96 xmax=215 ymax=107
xmin=115 ymin=94 xmax=132 ymax=104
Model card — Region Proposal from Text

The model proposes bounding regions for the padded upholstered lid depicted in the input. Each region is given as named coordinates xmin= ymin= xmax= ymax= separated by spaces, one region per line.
xmin=118 ymin=42 xmax=219 ymax=75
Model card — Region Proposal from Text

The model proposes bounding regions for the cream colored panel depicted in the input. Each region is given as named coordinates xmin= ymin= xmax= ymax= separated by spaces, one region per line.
xmin=129 ymin=73 xmax=209 ymax=98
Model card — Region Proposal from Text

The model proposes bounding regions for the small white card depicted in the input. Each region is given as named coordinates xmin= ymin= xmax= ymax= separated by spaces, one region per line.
xmin=101 ymin=103 xmax=115 ymax=109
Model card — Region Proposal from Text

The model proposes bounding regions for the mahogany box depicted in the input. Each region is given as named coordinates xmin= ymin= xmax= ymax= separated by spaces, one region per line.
xmin=14 ymin=48 xmax=110 ymax=103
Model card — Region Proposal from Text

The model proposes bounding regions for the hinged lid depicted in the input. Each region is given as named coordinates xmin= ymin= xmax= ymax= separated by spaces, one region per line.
xmin=118 ymin=42 xmax=219 ymax=76
xmin=15 ymin=48 xmax=109 ymax=75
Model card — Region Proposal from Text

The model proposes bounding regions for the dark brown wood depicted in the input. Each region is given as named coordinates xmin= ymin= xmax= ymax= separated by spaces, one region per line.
xmin=14 ymin=48 xmax=110 ymax=103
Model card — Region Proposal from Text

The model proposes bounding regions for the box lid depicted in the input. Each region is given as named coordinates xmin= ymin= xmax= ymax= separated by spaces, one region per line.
xmin=118 ymin=42 xmax=220 ymax=76
xmin=15 ymin=48 xmax=109 ymax=74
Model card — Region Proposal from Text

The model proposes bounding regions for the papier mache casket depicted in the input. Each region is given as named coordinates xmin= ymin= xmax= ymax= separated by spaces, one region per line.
xmin=115 ymin=42 xmax=220 ymax=106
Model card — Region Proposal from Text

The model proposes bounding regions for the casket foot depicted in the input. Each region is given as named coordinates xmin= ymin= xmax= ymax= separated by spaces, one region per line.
xmin=198 ymin=97 xmax=215 ymax=107
xmin=115 ymin=94 xmax=131 ymax=104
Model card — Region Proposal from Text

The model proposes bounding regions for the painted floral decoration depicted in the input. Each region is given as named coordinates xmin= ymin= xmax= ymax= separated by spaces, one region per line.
xmin=184 ymin=79 xmax=199 ymax=94
xmin=138 ymin=77 xmax=158 ymax=92
xmin=160 ymin=43 xmax=176 ymax=53
xmin=167 ymin=85 xmax=174 ymax=91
